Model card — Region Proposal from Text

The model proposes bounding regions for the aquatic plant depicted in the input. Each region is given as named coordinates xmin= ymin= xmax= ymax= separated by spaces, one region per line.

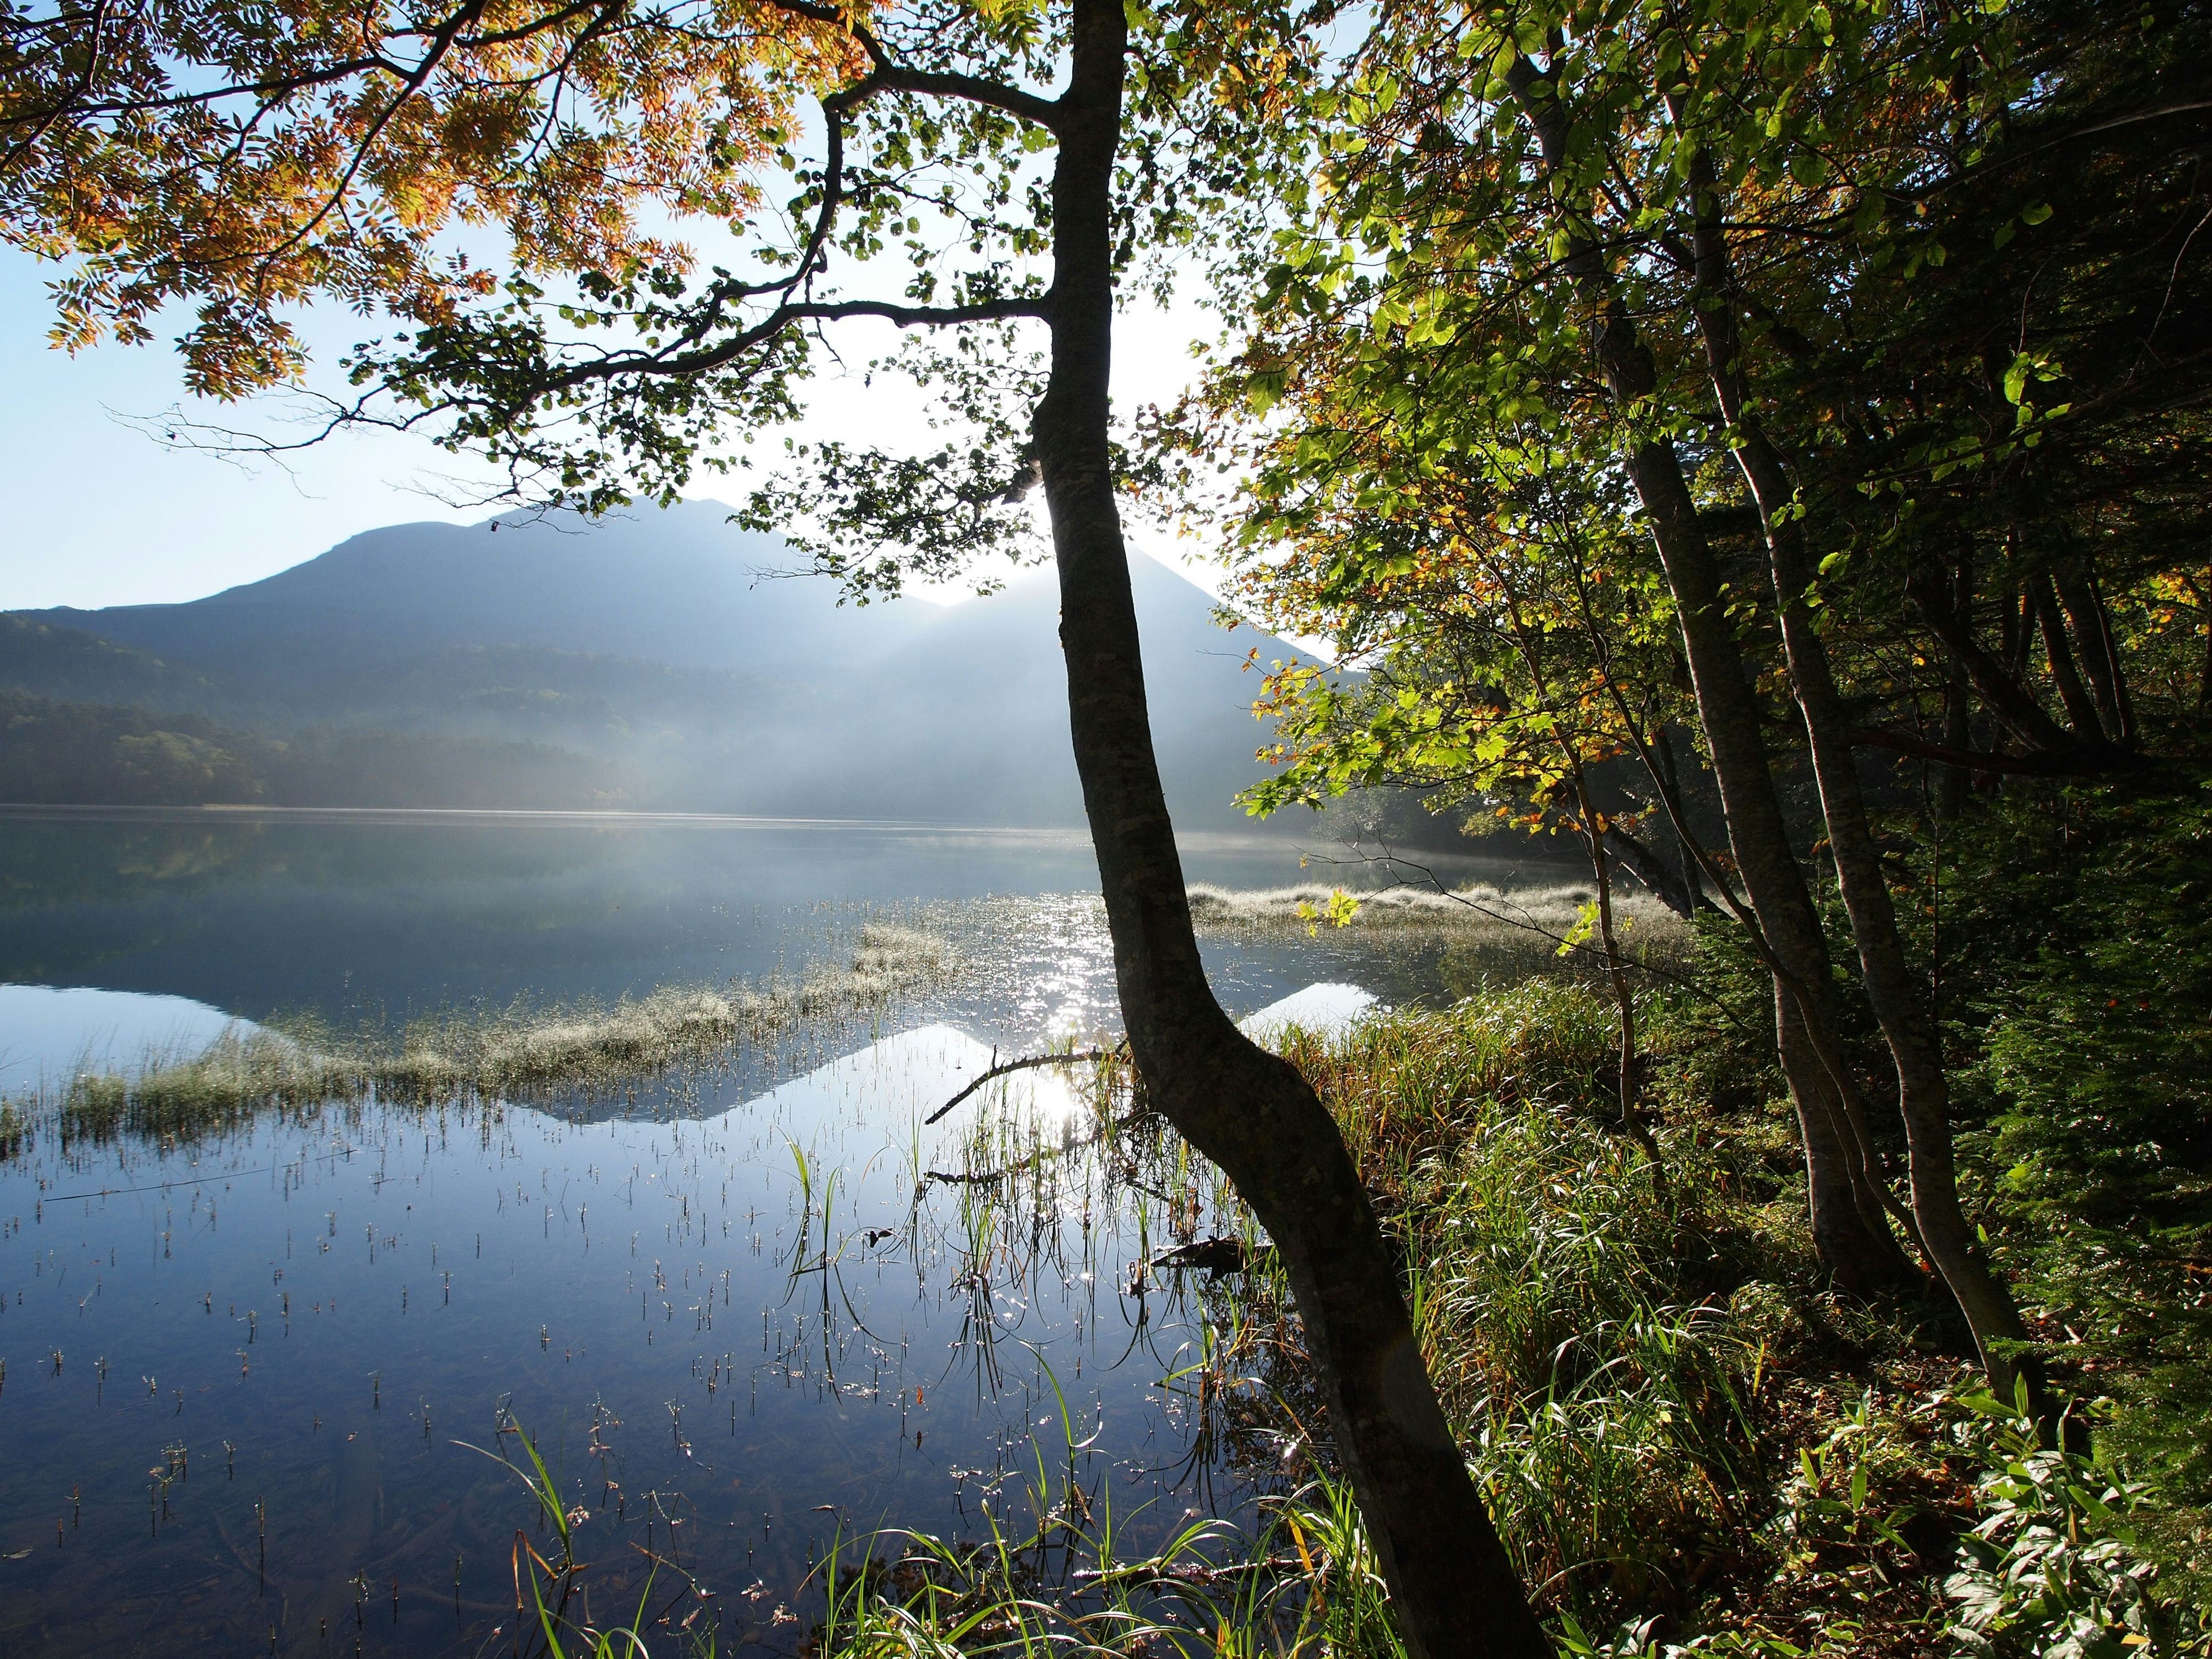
xmin=469 ymin=1416 xmax=709 ymax=1659
xmin=44 ymin=923 xmax=955 ymax=1146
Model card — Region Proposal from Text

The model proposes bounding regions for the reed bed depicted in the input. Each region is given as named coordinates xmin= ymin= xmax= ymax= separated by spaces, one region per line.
xmin=30 ymin=923 xmax=953 ymax=1149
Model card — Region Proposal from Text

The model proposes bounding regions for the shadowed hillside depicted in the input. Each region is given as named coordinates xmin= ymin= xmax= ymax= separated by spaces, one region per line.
xmin=5 ymin=502 xmax=1312 ymax=825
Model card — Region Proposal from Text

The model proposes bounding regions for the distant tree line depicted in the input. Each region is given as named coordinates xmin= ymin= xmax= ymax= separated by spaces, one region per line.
xmin=0 ymin=691 xmax=619 ymax=809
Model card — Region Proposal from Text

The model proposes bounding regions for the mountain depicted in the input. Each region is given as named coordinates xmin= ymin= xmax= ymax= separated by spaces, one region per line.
xmin=28 ymin=505 xmax=925 ymax=686
xmin=5 ymin=502 xmax=1308 ymax=827
xmin=0 ymin=614 xmax=224 ymax=707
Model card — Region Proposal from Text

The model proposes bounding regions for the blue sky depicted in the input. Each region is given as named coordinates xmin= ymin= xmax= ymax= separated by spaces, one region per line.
xmin=0 ymin=255 xmax=1229 ymax=613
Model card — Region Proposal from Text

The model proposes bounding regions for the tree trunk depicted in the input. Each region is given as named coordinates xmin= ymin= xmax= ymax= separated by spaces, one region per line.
xmin=1033 ymin=5 xmax=1548 ymax=1652
xmin=1652 ymin=725 xmax=1709 ymax=908
xmin=2033 ymin=572 xmax=2107 ymax=741
xmin=1604 ymin=821 xmax=1709 ymax=916
xmin=1685 ymin=167 xmax=2035 ymax=1397
xmin=2052 ymin=566 xmax=2135 ymax=745
xmin=1937 ymin=550 xmax=1975 ymax=821
xmin=1569 ymin=763 xmax=1664 ymax=1173
xmin=1913 ymin=565 xmax=2090 ymax=758
xmin=1503 ymin=58 xmax=1914 ymax=1293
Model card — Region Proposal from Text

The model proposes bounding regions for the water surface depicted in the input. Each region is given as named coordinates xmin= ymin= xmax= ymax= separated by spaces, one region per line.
xmin=0 ymin=808 xmax=1559 ymax=1655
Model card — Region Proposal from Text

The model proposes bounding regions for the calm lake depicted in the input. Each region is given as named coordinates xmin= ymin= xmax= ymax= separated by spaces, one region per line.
xmin=0 ymin=807 xmax=1562 ymax=1656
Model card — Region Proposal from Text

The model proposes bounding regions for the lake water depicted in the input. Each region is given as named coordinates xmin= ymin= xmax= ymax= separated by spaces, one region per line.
xmin=0 ymin=808 xmax=1560 ymax=1656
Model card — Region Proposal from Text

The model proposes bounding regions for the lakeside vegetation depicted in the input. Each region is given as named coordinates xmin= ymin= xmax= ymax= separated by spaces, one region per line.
xmin=9 ymin=924 xmax=953 ymax=1147
xmin=2 ymin=805 xmax=2204 ymax=1655
xmin=1188 ymin=880 xmax=1686 ymax=953
xmin=790 ymin=777 xmax=2211 ymax=1657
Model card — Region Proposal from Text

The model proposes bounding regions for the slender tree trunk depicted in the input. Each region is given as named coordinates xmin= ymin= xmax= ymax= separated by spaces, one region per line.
xmin=2033 ymin=573 xmax=2107 ymax=741
xmin=1501 ymin=587 xmax=1657 ymax=1154
xmin=1937 ymin=550 xmax=1975 ymax=821
xmin=1033 ymin=5 xmax=1547 ymax=1652
xmin=2052 ymin=566 xmax=2135 ymax=745
xmin=1503 ymin=58 xmax=1914 ymax=1293
xmin=1653 ymin=725 xmax=1707 ymax=909
xmin=1569 ymin=763 xmax=1663 ymax=1172
xmin=1685 ymin=166 xmax=2035 ymax=1396
xmin=1914 ymin=574 xmax=2078 ymax=754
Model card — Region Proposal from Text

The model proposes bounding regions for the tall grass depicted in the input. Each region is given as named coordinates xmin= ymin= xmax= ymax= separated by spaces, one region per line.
xmin=1187 ymin=881 xmax=1688 ymax=961
xmin=1268 ymin=990 xmax=1767 ymax=1623
xmin=811 ymin=983 xmax=1804 ymax=1652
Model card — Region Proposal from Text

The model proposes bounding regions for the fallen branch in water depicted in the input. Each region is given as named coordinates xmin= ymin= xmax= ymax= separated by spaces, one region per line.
xmin=923 ymin=1046 xmax=1119 ymax=1124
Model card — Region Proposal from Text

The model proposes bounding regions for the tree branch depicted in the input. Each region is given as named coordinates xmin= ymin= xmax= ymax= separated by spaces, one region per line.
xmin=752 ymin=0 xmax=1063 ymax=129
xmin=514 ymin=292 xmax=1049 ymax=400
xmin=925 ymin=1047 xmax=1116 ymax=1124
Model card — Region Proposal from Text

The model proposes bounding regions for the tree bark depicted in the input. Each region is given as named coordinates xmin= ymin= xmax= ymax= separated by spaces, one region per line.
xmin=1684 ymin=165 xmax=2036 ymax=1396
xmin=1653 ymin=725 xmax=1708 ymax=910
xmin=1504 ymin=58 xmax=1915 ymax=1295
xmin=1912 ymin=567 xmax=2092 ymax=757
xmin=1034 ymin=5 xmax=1548 ymax=1652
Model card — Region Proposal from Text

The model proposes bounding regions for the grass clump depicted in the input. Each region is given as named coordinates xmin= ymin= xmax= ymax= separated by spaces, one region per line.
xmin=45 ymin=923 xmax=953 ymax=1147
xmin=1274 ymin=991 xmax=1771 ymax=1626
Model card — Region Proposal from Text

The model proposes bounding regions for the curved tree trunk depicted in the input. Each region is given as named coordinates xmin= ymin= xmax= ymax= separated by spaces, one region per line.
xmin=1684 ymin=165 xmax=2036 ymax=1396
xmin=1030 ymin=4 xmax=1549 ymax=1653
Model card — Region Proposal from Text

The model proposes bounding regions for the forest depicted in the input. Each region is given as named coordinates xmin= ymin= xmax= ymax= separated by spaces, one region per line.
xmin=0 ymin=684 xmax=618 ymax=806
xmin=2 ymin=0 xmax=2208 ymax=1653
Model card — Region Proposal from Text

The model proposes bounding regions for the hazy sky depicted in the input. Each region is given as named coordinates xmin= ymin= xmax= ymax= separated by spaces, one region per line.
xmin=0 ymin=255 xmax=1232 ymax=613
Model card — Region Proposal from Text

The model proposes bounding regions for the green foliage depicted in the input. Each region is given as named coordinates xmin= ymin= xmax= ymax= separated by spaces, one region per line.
xmin=1275 ymin=990 xmax=1797 ymax=1626
xmin=0 ymin=690 xmax=265 ymax=804
xmin=1945 ymin=1389 xmax=2212 ymax=1659
xmin=0 ymin=615 xmax=218 ymax=706
xmin=1946 ymin=778 xmax=2212 ymax=1599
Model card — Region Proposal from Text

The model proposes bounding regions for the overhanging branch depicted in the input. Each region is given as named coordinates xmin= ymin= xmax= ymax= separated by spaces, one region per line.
xmin=521 ymin=292 xmax=1049 ymax=398
xmin=754 ymin=0 xmax=1062 ymax=129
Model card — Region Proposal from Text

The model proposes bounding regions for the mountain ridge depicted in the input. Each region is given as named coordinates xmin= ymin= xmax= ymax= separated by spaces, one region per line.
xmin=5 ymin=502 xmax=1308 ymax=827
